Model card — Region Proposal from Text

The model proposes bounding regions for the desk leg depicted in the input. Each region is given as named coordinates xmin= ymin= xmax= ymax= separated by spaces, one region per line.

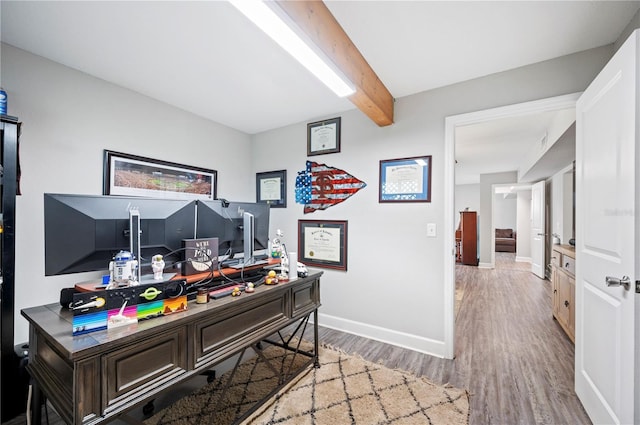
xmin=31 ymin=382 xmax=42 ymax=425
xmin=313 ymin=309 xmax=320 ymax=369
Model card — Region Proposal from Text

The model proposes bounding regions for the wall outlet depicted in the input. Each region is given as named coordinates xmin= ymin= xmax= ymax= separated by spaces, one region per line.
xmin=427 ymin=223 xmax=437 ymax=237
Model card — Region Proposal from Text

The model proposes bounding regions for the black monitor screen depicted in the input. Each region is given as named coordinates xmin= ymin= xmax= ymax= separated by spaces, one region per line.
xmin=44 ymin=194 xmax=196 ymax=275
xmin=196 ymin=200 xmax=270 ymax=258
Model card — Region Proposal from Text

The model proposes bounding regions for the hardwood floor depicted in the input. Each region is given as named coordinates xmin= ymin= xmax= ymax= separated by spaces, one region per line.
xmin=9 ymin=253 xmax=590 ymax=424
xmin=312 ymin=252 xmax=591 ymax=424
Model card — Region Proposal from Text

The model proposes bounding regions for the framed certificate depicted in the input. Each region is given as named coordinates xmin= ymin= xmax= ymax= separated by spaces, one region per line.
xmin=307 ymin=117 xmax=341 ymax=156
xmin=379 ymin=155 xmax=432 ymax=203
xmin=298 ymin=220 xmax=347 ymax=271
xmin=256 ymin=170 xmax=286 ymax=208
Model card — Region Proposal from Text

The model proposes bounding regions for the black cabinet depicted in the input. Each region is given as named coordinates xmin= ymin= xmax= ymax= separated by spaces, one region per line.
xmin=1 ymin=115 xmax=20 ymax=421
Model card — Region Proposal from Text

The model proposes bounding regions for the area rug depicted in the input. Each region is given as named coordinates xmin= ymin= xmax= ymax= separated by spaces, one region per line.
xmin=144 ymin=342 xmax=469 ymax=425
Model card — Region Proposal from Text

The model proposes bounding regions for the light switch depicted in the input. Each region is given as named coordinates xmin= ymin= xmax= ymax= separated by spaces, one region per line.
xmin=427 ymin=223 xmax=437 ymax=237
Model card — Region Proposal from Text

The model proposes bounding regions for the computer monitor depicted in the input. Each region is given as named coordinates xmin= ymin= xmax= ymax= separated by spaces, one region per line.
xmin=195 ymin=200 xmax=270 ymax=261
xmin=44 ymin=194 xmax=197 ymax=275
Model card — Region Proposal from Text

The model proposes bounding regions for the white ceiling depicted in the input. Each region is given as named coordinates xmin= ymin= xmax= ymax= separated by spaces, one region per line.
xmin=2 ymin=1 xmax=639 ymax=182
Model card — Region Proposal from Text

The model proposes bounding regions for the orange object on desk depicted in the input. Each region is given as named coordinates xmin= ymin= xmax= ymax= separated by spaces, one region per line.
xmin=75 ymin=258 xmax=279 ymax=292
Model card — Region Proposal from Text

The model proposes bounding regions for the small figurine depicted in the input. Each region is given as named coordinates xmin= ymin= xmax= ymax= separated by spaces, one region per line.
xmin=279 ymin=243 xmax=289 ymax=282
xmin=245 ymin=282 xmax=255 ymax=293
xmin=107 ymin=250 xmax=139 ymax=289
xmin=151 ymin=254 xmax=165 ymax=280
xmin=271 ymin=229 xmax=284 ymax=258
xmin=265 ymin=270 xmax=278 ymax=285
xmin=231 ymin=287 xmax=242 ymax=297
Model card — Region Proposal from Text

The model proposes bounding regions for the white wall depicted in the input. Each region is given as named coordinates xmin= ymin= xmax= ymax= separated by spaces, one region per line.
xmin=493 ymin=194 xmax=517 ymax=230
xmin=2 ymin=43 xmax=253 ymax=344
xmin=516 ymin=190 xmax=532 ymax=259
xmin=455 ymin=184 xmax=480 ymax=227
xmin=252 ymin=46 xmax=612 ymax=355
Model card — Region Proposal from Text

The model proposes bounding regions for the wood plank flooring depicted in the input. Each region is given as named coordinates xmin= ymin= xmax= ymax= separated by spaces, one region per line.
xmin=310 ymin=252 xmax=591 ymax=424
xmin=6 ymin=253 xmax=591 ymax=424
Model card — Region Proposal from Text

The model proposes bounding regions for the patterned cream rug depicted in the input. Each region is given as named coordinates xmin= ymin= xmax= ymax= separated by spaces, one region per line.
xmin=145 ymin=342 xmax=469 ymax=425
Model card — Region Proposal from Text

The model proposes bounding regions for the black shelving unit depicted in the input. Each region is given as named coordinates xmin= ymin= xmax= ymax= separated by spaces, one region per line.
xmin=0 ymin=115 xmax=20 ymax=422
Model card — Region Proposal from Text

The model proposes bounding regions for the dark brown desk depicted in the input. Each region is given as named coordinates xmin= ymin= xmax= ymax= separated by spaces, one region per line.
xmin=22 ymin=272 xmax=322 ymax=425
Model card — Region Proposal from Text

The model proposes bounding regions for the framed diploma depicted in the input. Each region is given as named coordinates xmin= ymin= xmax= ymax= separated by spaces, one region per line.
xmin=379 ymin=155 xmax=432 ymax=203
xmin=256 ymin=169 xmax=287 ymax=208
xmin=298 ymin=220 xmax=348 ymax=271
xmin=307 ymin=117 xmax=341 ymax=156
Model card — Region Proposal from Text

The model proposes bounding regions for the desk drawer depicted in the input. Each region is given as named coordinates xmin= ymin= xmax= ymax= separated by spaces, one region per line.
xmin=551 ymin=251 xmax=562 ymax=268
xmin=292 ymin=279 xmax=320 ymax=318
xmin=562 ymin=256 xmax=575 ymax=276
xmin=194 ymin=290 xmax=288 ymax=368
xmin=103 ymin=326 xmax=187 ymax=412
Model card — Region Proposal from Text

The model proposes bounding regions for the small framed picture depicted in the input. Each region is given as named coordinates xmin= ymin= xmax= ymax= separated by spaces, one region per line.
xmin=298 ymin=220 xmax=348 ymax=271
xmin=256 ymin=170 xmax=287 ymax=208
xmin=307 ymin=117 xmax=341 ymax=156
xmin=379 ymin=155 xmax=432 ymax=203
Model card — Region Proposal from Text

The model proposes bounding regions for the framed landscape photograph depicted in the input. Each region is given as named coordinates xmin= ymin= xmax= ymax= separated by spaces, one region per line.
xmin=307 ymin=117 xmax=341 ymax=156
xmin=256 ymin=169 xmax=287 ymax=208
xmin=298 ymin=219 xmax=348 ymax=271
xmin=103 ymin=150 xmax=217 ymax=200
xmin=379 ymin=155 xmax=432 ymax=203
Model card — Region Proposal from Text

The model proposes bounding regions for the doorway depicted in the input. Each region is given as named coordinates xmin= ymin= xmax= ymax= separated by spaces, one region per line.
xmin=443 ymin=92 xmax=581 ymax=359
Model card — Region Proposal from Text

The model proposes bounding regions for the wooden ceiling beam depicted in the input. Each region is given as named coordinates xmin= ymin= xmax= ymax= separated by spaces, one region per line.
xmin=276 ymin=1 xmax=394 ymax=127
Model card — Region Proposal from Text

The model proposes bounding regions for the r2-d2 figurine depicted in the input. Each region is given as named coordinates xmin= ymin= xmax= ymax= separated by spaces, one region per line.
xmin=107 ymin=250 xmax=139 ymax=289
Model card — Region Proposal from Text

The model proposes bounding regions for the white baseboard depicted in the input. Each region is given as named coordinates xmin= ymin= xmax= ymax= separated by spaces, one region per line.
xmin=317 ymin=313 xmax=446 ymax=358
xmin=478 ymin=262 xmax=494 ymax=269
xmin=515 ymin=256 xmax=532 ymax=263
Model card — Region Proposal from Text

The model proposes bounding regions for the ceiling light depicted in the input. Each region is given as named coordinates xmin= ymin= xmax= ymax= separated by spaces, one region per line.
xmin=229 ymin=0 xmax=355 ymax=98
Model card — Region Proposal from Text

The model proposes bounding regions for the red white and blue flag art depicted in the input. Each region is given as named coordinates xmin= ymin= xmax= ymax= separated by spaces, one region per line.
xmin=295 ymin=161 xmax=367 ymax=214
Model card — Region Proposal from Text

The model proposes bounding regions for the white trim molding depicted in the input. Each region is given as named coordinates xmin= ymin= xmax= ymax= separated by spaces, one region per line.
xmin=318 ymin=313 xmax=447 ymax=358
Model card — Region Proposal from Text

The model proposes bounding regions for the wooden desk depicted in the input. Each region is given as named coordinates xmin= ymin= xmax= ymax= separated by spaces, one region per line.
xmin=22 ymin=272 xmax=322 ymax=425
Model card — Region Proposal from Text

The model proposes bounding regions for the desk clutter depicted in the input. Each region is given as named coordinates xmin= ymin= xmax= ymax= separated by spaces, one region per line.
xmin=70 ymin=280 xmax=188 ymax=335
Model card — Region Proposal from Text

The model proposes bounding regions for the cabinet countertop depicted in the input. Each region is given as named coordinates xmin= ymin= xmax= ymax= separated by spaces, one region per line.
xmin=552 ymin=244 xmax=575 ymax=258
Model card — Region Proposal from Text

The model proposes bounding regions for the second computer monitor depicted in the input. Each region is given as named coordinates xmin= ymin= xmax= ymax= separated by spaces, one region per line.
xmin=195 ymin=200 xmax=270 ymax=260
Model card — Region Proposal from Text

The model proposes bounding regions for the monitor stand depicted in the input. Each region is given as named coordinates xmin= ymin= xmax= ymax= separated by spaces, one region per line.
xmin=228 ymin=212 xmax=267 ymax=269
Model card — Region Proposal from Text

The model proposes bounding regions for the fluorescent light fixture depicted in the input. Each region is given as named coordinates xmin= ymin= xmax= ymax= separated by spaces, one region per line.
xmin=229 ymin=0 xmax=355 ymax=97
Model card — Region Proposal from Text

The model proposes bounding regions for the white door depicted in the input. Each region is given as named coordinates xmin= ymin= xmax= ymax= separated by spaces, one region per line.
xmin=530 ymin=180 xmax=545 ymax=278
xmin=575 ymin=30 xmax=638 ymax=424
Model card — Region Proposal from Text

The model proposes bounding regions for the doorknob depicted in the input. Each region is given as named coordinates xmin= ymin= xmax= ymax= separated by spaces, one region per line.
xmin=606 ymin=275 xmax=631 ymax=290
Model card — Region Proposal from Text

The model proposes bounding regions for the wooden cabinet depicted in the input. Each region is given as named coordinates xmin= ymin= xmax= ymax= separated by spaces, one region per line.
xmin=456 ymin=211 xmax=478 ymax=266
xmin=551 ymin=245 xmax=575 ymax=343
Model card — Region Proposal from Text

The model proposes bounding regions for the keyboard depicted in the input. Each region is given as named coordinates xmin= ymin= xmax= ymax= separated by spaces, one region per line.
xmin=208 ymin=276 xmax=265 ymax=299
xmin=221 ymin=256 xmax=268 ymax=268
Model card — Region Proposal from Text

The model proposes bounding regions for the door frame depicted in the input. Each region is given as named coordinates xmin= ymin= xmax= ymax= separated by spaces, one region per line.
xmin=443 ymin=92 xmax=581 ymax=359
